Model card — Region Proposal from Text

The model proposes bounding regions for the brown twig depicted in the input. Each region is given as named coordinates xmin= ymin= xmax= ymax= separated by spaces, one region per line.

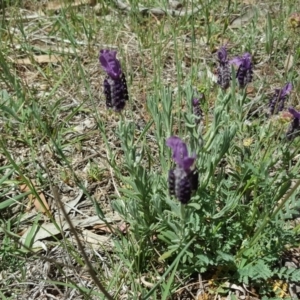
xmin=112 ymin=0 xmax=202 ymax=17
xmin=52 ymin=186 xmax=115 ymax=300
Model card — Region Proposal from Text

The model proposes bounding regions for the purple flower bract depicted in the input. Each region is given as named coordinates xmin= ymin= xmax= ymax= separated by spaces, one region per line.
xmin=99 ymin=49 xmax=122 ymax=79
xmin=230 ymin=52 xmax=253 ymax=88
xmin=166 ymin=136 xmax=196 ymax=172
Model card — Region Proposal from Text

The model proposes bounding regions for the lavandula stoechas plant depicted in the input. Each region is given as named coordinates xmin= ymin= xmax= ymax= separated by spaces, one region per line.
xmin=167 ymin=136 xmax=198 ymax=204
xmin=217 ymin=46 xmax=231 ymax=90
xmin=99 ymin=49 xmax=129 ymax=112
xmin=269 ymin=83 xmax=292 ymax=115
xmin=230 ymin=52 xmax=253 ymax=89
xmin=286 ymin=107 xmax=300 ymax=141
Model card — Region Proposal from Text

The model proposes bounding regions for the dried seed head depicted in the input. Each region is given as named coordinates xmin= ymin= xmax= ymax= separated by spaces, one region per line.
xmin=216 ymin=46 xmax=231 ymax=90
xmin=269 ymin=83 xmax=292 ymax=115
xmin=217 ymin=63 xmax=231 ymax=90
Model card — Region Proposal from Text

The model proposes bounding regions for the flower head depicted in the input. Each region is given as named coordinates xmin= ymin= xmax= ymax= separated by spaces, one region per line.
xmin=217 ymin=46 xmax=228 ymax=64
xmin=217 ymin=46 xmax=231 ymax=90
xmin=288 ymin=107 xmax=300 ymax=119
xmin=286 ymin=107 xmax=300 ymax=140
xmin=166 ymin=136 xmax=198 ymax=204
xmin=192 ymin=98 xmax=199 ymax=107
xmin=230 ymin=52 xmax=253 ymax=88
xmin=269 ymin=83 xmax=292 ymax=115
xmin=192 ymin=96 xmax=204 ymax=125
xmin=99 ymin=49 xmax=129 ymax=112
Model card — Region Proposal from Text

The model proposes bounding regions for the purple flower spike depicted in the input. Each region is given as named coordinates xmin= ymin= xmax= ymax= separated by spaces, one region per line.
xmin=192 ymin=98 xmax=199 ymax=106
xmin=217 ymin=46 xmax=231 ymax=90
xmin=269 ymin=83 xmax=292 ymax=115
xmin=166 ymin=136 xmax=198 ymax=204
xmin=192 ymin=96 xmax=203 ymax=125
xmin=287 ymin=107 xmax=300 ymax=141
xmin=99 ymin=49 xmax=122 ymax=79
xmin=230 ymin=52 xmax=253 ymax=88
xmin=99 ymin=49 xmax=129 ymax=112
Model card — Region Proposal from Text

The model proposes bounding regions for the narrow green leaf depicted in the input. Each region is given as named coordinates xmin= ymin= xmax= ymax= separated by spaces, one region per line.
xmin=0 ymin=199 xmax=15 ymax=210
xmin=23 ymin=214 xmax=41 ymax=250
xmin=158 ymin=247 xmax=178 ymax=262
xmin=161 ymin=259 xmax=179 ymax=300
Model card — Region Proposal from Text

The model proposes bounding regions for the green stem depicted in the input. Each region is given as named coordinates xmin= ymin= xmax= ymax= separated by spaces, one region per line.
xmin=181 ymin=203 xmax=186 ymax=239
xmin=271 ymin=179 xmax=300 ymax=219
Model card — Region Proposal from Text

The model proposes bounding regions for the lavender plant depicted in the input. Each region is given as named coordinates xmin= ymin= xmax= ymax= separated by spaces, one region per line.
xmin=97 ymin=42 xmax=300 ymax=296
xmin=3 ymin=1 xmax=300 ymax=298
xmin=109 ymin=81 xmax=300 ymax=290
xmin=99 ymin=49 xmax=129 ymax=111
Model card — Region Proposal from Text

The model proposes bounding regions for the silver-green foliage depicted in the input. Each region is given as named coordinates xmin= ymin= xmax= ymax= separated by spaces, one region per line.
xmin=110 ymin=82 xmax=300 ymax=288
